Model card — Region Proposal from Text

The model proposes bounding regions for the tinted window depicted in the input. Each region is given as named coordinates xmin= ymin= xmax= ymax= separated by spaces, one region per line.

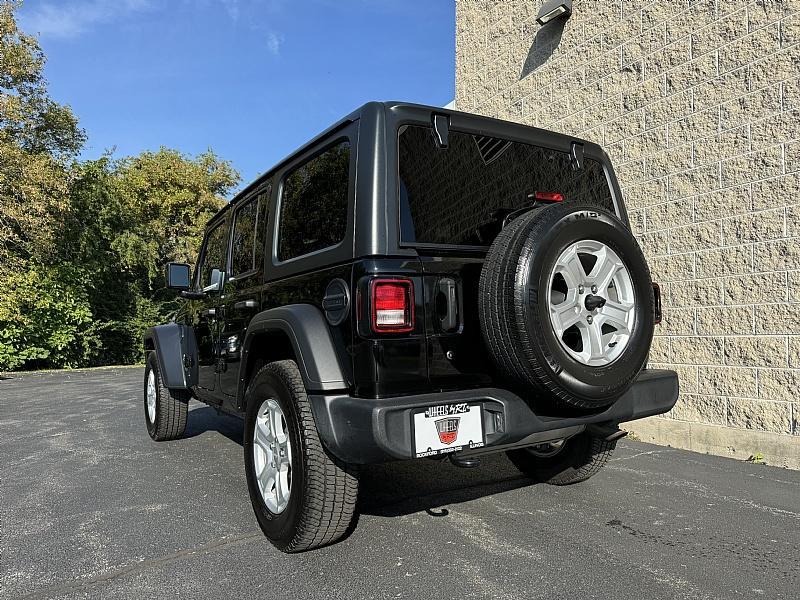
xmin=199 ymin=222 xmax=228 ymax=288
xmin=230 ymin=197 xmax=259 ymax=276
xmin=398 ymin=126 xmax=615 ymax=246
xmin=278 ymin=140 xmax=350 ymax=261
xmin=254 ymin=188 xmax=269 ymax=272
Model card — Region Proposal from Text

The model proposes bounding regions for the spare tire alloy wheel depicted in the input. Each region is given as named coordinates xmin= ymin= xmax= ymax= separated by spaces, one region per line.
xmin=548 ymin=240 xmax=636 ymax=366
xmin=479 ymin=204 xmax=655 ymax=410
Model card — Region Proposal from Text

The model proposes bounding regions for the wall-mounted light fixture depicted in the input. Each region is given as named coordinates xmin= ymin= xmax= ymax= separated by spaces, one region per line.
xmin=536 ymin=0 xmax=572 ymax=26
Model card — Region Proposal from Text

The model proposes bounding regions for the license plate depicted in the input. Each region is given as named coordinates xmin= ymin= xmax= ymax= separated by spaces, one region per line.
xmin=413 ymin=403 xmax=484 ymax=458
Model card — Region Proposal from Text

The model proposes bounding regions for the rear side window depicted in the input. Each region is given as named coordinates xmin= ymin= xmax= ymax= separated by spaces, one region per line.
xmin=230 ymin=196 xmax=259 ymax=276
xmin=277 ymin=140 xmax=350 ymax=261
xmin=398 ymin=126 xmax=615 ymax=246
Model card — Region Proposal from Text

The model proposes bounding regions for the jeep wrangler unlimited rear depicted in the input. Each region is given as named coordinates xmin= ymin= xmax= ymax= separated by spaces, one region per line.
xmin=143 ymin=102 xmax=678 ymax=552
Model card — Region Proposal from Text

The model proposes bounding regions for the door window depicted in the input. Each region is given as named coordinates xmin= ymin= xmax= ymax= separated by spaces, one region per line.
xmin=198 ymin=221 xmax=228 ymax=291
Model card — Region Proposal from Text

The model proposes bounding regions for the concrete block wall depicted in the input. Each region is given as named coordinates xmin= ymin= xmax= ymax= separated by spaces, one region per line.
xmin=455 ymin=0 xmax=799 ymax=466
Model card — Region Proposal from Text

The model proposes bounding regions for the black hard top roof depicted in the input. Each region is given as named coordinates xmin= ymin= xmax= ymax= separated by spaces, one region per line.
xmin=209 ymin=100 xmax=600 ymax=224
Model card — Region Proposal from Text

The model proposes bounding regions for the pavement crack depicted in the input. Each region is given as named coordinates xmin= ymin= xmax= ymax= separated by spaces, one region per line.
xmin=19 ymin=532 xmax=264 ymax=599
xmin=611 ymin=450 xmax=664 ymax=462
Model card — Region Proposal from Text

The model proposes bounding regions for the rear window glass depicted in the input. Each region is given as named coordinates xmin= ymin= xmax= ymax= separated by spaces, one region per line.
xmin=398 ymin=126 xmax=615 ymax=246
xmin=277 ymin=140 xmax=350 ymax=261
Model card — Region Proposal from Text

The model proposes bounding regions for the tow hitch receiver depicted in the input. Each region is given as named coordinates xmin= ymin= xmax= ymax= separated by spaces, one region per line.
xmin=450 ymin=454 xmax=481 ymax=468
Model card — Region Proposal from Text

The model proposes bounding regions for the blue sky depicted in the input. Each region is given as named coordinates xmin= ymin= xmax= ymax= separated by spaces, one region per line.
xmin=19 ymin=0 xmax=455 ymax=193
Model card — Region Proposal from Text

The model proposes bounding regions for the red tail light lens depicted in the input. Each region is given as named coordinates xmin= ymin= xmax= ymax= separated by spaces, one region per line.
xmin=371 ymin=279 xmax=414 ymax=333
xmin=534 ymin=191 xmax=564 ymax=202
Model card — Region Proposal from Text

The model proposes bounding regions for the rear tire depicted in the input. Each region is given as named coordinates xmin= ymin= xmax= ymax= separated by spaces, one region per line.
xmin=506 ymin=432 xmax=616 ymax=485
xmin=143 ymin=352 xmax=189 ymax=441
xmin=243 ymin=360 xmax=359 ymax=553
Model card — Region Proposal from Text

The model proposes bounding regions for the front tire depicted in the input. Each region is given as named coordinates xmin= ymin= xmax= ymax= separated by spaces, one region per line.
xmin=243 ymin=360 xmax=359 ymax=553
xmin=143 ymin=352 xmax=189 ymax=441
xmin=506 ymin=432 xmax=616 ymax=485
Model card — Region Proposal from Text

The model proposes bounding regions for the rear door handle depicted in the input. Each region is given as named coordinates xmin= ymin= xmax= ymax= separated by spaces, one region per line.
xmin=234 ymin=299 xmax=258 ymax=312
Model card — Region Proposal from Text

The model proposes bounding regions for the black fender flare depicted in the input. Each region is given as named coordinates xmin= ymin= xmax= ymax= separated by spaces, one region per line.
xmin=237 ymin=304 xmax=348 ymax=403
xmin=143 ymin=323 xmax=198 ymax=389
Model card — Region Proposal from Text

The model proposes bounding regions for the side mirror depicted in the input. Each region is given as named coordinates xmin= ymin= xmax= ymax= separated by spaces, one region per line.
xmin=203 ymin=268 xmax=224 ymax=293
xmin=166 ymin=263 xmax=191 ymax=290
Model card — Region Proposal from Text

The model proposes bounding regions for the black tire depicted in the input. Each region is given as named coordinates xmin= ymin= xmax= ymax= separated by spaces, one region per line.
xmin=506 ymin=433 xmax=616 ymax=485
xmin=479 ymin=203 xmax=655 ymax=410
xmin=243 ymin=360 xmax=359 ymax=553
xmin=143 ymin=352 xmax=189 ymax=441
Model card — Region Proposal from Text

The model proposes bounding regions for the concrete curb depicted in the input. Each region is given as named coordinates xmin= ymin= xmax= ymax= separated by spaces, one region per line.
xmin=627 ymin=416 xmax=800 ymax=470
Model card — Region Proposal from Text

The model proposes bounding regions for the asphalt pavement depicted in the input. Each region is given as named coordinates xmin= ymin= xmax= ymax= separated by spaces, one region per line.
xmin=1 ymin=367 xmax=798 ymax=599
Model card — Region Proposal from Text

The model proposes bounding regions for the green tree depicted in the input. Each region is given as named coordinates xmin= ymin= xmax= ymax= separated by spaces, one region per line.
xmin=113 ymin=148 xmax=236 ymax=277
xmin=58 ymin=150 xmax=237 ymax=366
xmin=0 ymin=0 xmax=84 ymax=266
xmin=0 ymin=1 xmax=239 ymax=370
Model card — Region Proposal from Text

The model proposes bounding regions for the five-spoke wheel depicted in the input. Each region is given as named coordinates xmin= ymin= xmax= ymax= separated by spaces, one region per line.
xmin=252 ymin=398 xmax=293 ymax=514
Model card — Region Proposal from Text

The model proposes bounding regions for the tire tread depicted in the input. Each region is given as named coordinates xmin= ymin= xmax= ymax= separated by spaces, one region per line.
xmin=145 ymin=353 xmax=189 ymax=442
xmin=507 ymin=434 xmax=616 ymax=486
xmin=252 ymin=360 xmax=358 ymax=552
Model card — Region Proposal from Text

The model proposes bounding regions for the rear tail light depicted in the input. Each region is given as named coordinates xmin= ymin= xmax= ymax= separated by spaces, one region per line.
xmin=371 ymin=279 xmax=414 ymax=333
xmin=532 ymin=191 xmax=564 ymax=202
xmin=653 ymin=282 xmax=662 ymax=324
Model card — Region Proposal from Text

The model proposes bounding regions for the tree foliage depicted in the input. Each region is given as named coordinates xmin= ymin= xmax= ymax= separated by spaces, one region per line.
xmin=0 ymin=0 xmax=84 ymax=266
xmin=56 ymin=151 xmax=234 ymax=366
xmin=0 ymin=1 xmax=239 ymax=370
xmin=0 ymin=265 xmax=96 ymax=370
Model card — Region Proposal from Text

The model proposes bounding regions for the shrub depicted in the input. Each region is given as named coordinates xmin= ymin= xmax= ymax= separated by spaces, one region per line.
xmin=0 ymin=265 xmax=98 ymax=370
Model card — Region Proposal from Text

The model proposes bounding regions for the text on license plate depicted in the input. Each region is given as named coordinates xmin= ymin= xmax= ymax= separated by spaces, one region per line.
xmin=413 ymin=403 xmax=484 ymax=458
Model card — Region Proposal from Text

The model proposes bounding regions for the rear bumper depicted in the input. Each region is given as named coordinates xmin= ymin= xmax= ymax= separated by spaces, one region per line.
xmin=309 ymin=369 xmax=679 ymax=464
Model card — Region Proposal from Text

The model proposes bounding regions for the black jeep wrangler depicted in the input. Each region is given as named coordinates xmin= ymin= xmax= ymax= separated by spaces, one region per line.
xmin=143 ymin=102 xmax=678 ymax=552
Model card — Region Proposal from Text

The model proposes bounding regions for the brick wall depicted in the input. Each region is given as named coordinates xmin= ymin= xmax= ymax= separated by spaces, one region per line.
xmin=455 ymin=0 xmax=799 ymax=462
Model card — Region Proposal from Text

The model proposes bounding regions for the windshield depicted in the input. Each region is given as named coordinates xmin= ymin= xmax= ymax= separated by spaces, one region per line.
xmin=398 ymin=125 xmax=616 ymax=246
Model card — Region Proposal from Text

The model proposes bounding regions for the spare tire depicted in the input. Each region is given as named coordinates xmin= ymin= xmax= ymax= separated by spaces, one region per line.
xmin=479 ymin=203 xmax=654 ymax=410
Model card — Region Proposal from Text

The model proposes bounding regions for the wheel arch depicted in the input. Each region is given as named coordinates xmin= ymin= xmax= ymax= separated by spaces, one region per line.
xmin=143 ymin=323 xmax=198 ymax=389
xmin=237 ymin=304 xmax=349 ymax=410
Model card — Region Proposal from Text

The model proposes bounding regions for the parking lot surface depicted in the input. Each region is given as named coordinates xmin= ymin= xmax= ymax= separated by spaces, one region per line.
xmin=1 ymin=367 xmax=798 ymax=599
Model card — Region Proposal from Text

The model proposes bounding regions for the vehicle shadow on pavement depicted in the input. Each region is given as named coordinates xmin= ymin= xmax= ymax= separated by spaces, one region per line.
xmin=184 ymin=405 xmax=244 ymax=445
xmin=186 ymin=404 xmax=538 ymax=519
xmin=357 ymin=454 xmax=536 ymax=518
